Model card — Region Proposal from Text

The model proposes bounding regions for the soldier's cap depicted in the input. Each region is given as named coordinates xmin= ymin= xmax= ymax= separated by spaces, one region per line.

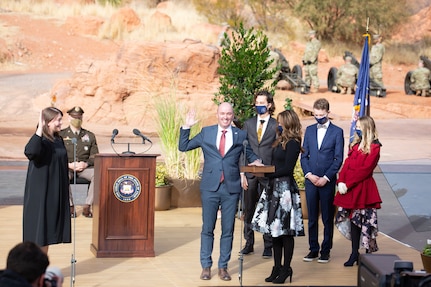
xmin=373 ymin=34 xmax=381 ymax=41
xmin=308 ymin=30 xmax=316 ymax=35
xmin=67 ymin=106 xmax=84 ymax=118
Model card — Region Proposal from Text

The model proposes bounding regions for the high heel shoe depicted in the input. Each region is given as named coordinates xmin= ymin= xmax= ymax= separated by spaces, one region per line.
xmin=344 ymin=253 xmax=359 ymax=267
xmin=272 ymin=266 xmax=292 ymax=284
xmin=265 ymin=266 xmax=281 ymax=282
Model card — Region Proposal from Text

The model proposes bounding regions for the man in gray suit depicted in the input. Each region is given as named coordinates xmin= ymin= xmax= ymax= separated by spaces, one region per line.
xmin=240 ymin=90 xmax=277 ymax=258
xmin=179 ymin=102 xmax=263 ymax=281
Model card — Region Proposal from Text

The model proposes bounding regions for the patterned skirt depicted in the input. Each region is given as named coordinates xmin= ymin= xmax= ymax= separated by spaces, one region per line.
xmin=251 ymin=177 xmax=305 ymax=238
xmin=335 ymin=207 xmax=379 ymax=252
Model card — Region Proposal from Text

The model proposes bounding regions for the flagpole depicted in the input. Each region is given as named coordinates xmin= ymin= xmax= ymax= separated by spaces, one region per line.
xmin=349 ymin=18 xmax=371 ymax=142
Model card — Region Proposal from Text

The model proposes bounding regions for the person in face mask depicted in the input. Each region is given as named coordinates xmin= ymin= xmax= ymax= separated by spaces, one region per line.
xmin=300 ymin=98 xmax=344 ymax=264
xmin=240 ymin=90 xmax=278 ymax=259
xmin=334 ymin=116 xmax=382 ymax=267
xmin=59 ymin=106 xmax=99 ymax=218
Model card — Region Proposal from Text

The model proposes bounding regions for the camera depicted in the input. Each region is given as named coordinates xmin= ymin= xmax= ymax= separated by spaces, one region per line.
xmin=43 ymin=277 xmax=57 ymax=287
xmin=358 ymin=254 xmax=431 ymax=287
xmin=390 ymin=261 xmax=431 ymax=287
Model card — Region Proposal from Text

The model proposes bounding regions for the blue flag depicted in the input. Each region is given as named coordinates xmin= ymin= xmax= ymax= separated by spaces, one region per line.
xmin=350 ymin=34 xmax=370 ymax=142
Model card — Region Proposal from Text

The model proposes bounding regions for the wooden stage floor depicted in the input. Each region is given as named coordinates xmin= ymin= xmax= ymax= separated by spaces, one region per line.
xmin=0 ymin=206 xmax=424 ymax=287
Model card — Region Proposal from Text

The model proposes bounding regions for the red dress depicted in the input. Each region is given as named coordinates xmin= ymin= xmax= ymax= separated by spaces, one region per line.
xmin=334 ymin=142 xmax=382 ymax=209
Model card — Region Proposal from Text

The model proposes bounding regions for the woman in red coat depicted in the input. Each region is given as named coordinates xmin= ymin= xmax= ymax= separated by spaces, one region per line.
xmin=334 ymin=116 xmax=382 ymax=267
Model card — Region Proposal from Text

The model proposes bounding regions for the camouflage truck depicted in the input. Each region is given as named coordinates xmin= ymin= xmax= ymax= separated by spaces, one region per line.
xmin=327 ymin=51 xmax=387 ymax=97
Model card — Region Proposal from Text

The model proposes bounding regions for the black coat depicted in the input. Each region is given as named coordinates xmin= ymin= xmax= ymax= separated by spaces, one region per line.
xmin=23 ymin=134 xmax=71 ymax=246
xmin=0 ymin=270 xmax=34 ymax=287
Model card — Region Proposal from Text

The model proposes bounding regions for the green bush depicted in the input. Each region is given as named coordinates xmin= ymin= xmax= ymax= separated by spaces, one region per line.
xmin=293 ymin=159 xmax=305 ymax=189
xmin=423 ymin=240 xmax=431 ymax=256
xmin=213 ymin=22 xmax=277 ymax=128
xmin=156 ymin=163 xmax=170 ymax=187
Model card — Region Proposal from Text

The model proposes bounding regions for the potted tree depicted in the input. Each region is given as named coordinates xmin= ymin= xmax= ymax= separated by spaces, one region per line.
xmin=421 ymin=239 xmax=431 ymax=273
xmin=154 ymin=86 xmax=202 ymax=208
xmin=155 ymin=162 xmax=172 ymax=211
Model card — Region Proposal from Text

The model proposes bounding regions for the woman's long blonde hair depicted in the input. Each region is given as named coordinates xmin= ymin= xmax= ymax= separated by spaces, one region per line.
xmin=351 ymin=116 xmax=378 ymax=154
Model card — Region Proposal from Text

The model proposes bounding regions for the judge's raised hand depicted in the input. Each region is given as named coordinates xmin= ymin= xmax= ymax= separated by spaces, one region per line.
xmin=36 ymin=110 xmax=45 ymax=137
xmin=184 ymin=109 xmax=199 ymax=129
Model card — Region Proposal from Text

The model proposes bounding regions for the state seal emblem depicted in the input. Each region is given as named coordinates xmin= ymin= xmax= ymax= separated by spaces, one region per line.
xmin=113 ymin=174 xmax=141 ymax=202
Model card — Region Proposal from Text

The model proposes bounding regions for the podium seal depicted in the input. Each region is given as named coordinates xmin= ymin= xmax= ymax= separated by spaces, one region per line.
xmin=113 ymin=174 xmax=141 ymax=202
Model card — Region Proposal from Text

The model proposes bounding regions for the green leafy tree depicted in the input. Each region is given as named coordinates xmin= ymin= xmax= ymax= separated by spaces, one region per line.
xmin=192 ymin=0 xmax=245 ymax=28
xmin=293 ymin=0 xmax=408 ymax=43
xmin=213 ymin=22 xmax=278 ymax=127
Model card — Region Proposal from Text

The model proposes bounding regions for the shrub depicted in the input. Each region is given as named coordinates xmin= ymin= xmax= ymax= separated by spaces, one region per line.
xmin=156 ymin=163 xmax=170 ymax=187
xmin=213 ymin=22 xmax=277 ymax=128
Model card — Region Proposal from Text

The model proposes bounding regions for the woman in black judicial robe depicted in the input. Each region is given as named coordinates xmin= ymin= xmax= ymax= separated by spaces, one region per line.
xmin=23 ymin=107 xmax=71 ymax=253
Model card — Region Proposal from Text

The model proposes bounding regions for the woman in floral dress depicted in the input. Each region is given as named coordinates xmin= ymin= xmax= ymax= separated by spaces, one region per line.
xmin=251 ymin=109 xmax=305 ymax=284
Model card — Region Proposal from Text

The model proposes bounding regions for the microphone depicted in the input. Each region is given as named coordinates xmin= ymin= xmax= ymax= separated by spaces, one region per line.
xmin=71 ymin=138 xmax=77 ymax=145
xmin=111 ymin=129 xmax=119 ymax=143
xmin=243 ymin=139 xmax=249 ymax=147
xmin=133 ymin=128 xmax=152 ymax=144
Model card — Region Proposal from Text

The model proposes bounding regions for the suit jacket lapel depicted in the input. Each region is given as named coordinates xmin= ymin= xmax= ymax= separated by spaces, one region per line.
xmin=319 ymin=123 xmax=332 ymax=149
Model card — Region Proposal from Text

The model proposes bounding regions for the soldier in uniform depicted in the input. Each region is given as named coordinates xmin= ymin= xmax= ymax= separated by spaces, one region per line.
xmin=263 ymin=47 xmax=281 ymax=90
xmin=370 ymin=34 xmax=385 ymax=86
xmin=59 ymin=106 xmax=99 ymax=218
xmin=333 ymin=56 xmax=358 ymax=94
xmin=410 ymin=59 xmax=431 ymax=97
xmin=302 ymin=30 xmax=321 ymax=93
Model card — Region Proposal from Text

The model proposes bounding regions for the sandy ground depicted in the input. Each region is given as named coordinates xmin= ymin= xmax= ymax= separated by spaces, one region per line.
xmin=1 ymin=11 xmax=431 ymax=161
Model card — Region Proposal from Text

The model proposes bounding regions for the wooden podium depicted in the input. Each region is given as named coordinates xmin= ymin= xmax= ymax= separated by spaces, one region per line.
xmin=90 ymin=153 xmax=159 ymax=257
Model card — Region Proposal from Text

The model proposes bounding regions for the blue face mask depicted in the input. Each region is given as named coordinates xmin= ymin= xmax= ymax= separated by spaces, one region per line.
xmin=278 ymin=125 xmax=283 ymax=134
xmin=355 ymin=129 xmax=362 ymax=138
xmin=256 ymin=105 xmax=267 ymax=115
xmin=315 ymin=115 xmax=328 ymax=125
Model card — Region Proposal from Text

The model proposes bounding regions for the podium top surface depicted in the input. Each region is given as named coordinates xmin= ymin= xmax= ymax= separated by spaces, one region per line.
xmin=240 ymin=165 xmax=275 ymax=173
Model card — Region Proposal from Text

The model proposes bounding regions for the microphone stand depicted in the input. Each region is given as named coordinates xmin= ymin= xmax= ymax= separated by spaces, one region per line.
xmin=238 ymin=142 xmax=247 ymax=287
xmin=70 ymin=138 xmax=77 ymax=287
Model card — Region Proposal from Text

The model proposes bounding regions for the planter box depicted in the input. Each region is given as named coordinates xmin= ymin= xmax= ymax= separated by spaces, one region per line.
xmin=299 ymin=189 xmax=308 ymax=219
xmin=155 ymin=185 xmax=172 ymax=211
xmin=171 ymin=179 xmax=201 ymax=208
xmin=421 ymin=253 xmax=431 ymax=273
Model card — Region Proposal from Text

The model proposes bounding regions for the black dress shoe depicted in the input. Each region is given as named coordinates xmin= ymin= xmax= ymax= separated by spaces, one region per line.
xmin=240 ymin=245 xmax=254 ymax=255
xmin=218 ymin=268 xmax=231 ymax=281
xmin=318 ymin=253 xmax=331 ymax=263
xmin=303 ymin=251 xmax=319 ymax=262
xmin=200 ymin=267 xmax=211 ymax=280
xmin=262 ymin=247 xmax=272 ymax=258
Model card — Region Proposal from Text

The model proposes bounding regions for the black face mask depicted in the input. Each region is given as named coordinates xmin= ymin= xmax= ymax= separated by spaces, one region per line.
xmin=315 ymin=115 xmax=328 ymax=125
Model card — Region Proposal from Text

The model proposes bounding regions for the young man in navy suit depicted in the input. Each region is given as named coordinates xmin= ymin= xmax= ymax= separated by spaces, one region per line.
xmin=240 ymin=90 xmax=277 ymax=258
xmin=300 ymin=98 xmax=344 ymax=263
xmin=179 ymin=102 xmax=263 ymax=281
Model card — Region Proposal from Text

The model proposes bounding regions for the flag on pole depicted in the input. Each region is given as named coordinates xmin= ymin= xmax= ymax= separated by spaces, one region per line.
xmin=349 ymin=33 xmax=371 ymax=142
